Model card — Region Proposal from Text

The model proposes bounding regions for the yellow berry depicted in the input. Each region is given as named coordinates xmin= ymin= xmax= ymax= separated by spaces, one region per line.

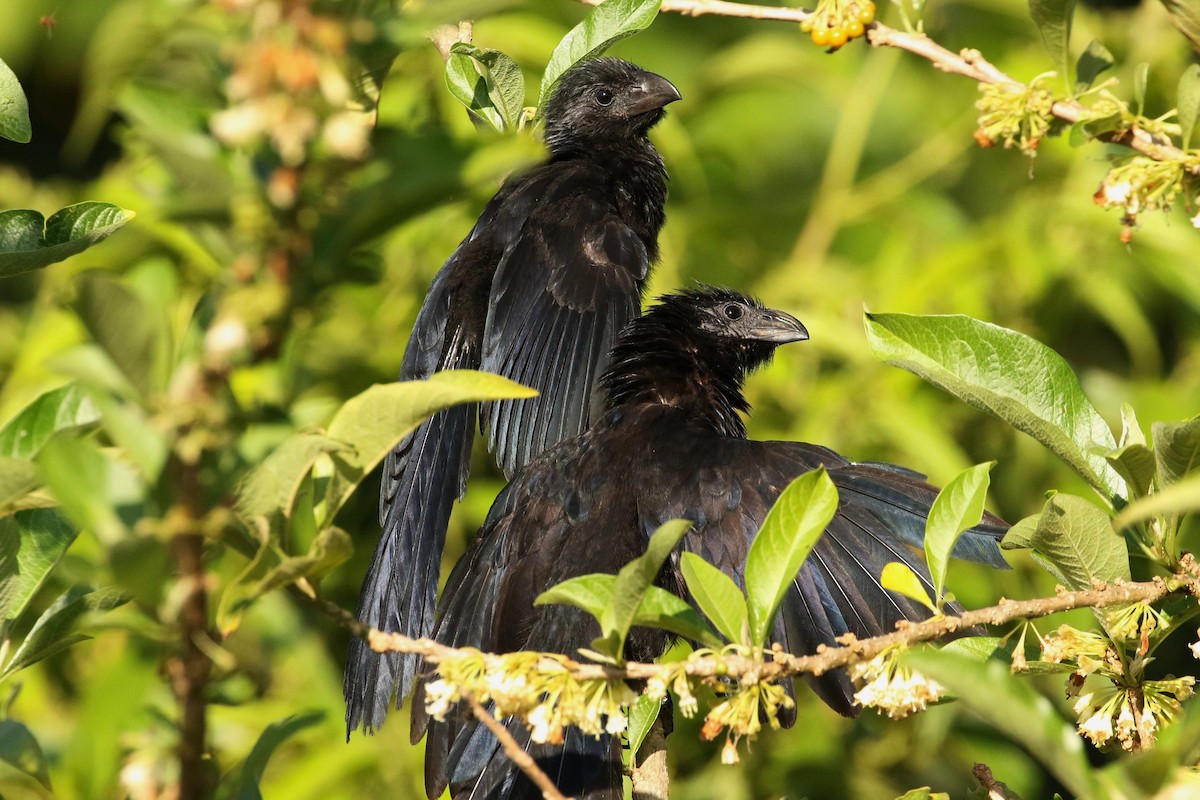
xmin=811 ymin=26 xmax=831 ymax=46
xmin=829 ymin=27 xmax=848 ymax=47
xmin=859 ymin=2 xmax=876 ymax=22
xmin=800 ymin=18 xmax=813 ymax=32
xmin=847 ymin=19 xmax=864 ymax=37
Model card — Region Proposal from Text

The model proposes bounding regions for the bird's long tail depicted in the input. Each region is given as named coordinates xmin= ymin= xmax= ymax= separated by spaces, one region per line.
xmin=344 ymin=404 xmax=474 ymax=736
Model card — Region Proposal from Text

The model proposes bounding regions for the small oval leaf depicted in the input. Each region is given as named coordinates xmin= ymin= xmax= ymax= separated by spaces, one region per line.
xmin=881 ymin=562 xmax=938 ymax=614
xmin=0 ymin=57 xmax=31 ymax=144
xmin=680 ymin=552 xmax=749 ymax=645
xmin=0 ymin=203 xmax=134 ymax=278
xmin=924 ymin=462 xmax=995 ymax=604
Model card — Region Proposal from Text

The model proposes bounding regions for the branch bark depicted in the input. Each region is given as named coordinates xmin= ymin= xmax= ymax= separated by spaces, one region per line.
xmin=631 ymin=713 xmax=671 ymax=800
xmin=464 ymin=693 xmax=572 ymax=800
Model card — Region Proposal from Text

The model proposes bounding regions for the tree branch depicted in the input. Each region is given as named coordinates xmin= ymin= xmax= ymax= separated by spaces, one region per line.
xmin=578 ymin=0 xmax=1196 ymax=168
xmin=463 ymin=693 xmax=572 ymax=800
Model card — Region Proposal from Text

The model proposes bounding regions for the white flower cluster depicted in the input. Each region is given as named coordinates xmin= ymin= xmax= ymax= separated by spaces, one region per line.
xmin=849 ymin=650 xmax=944 ymax=720
xmin=1072 ymin=678 xmax=1194 ymax=751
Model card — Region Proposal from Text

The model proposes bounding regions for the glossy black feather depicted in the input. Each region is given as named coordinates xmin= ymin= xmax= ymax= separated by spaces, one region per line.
xmin=414 ymin=288 xmax=1010 ymax=798
xmin=344 ymin=58 xmax=679 ymax=735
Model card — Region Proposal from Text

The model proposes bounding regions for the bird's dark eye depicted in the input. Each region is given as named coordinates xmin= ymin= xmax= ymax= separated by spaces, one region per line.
xmin=595 ymin=88 xmax=614 ymax=106
xmin=723 ymin=304 xmax=744 ymax=320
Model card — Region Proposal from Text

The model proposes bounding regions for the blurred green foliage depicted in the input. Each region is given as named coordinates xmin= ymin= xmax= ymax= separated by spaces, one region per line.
xmin=0 ymin=0 xmax=1198 ymax=797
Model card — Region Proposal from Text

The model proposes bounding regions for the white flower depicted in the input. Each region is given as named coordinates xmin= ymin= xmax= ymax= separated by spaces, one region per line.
xmin=1190 ymin=636 xmax=1200 ymax=660
xmin=424 ymin=679 xmax=458 ymax=721
xmin=1073 ymin=691 xmax=1096 ymax=716
xmin=604 ymin=711 xmax=628 ymax=735
xmin=1078 ymin=709 xmax=1114 ymax=746
xmin=720 ymin=738 xmax=740 ymax=765
xmin=527 ymin=704 xmax=563 ymax=745
xmin=1104 ymin=180 xmax=1132 ymax=206
xmin=1190 ymin=210 xmax=1200 ymax=230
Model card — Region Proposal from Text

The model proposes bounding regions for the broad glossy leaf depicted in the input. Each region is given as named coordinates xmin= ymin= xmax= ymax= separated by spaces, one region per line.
xmin=235 ymin=433 xmax=349 ymax=534
xmin=1112 ymin=473 xmax=1200 ymax=532
xmin=0 ymin=458 xmax=40 ymax=514
xmin=881 ymin=562 xmax=937 ymax=613
xmin=864 ymin=313 xmax=1124 ymax=501
xmin=626 ymin=694 xmax=660 ymax=760
xmin=537 ymin=572 xmax=721 ymax=650
xmin=36 ymin=436 xmax=128 ymax=544
xmin=1001 ymin=512 xmax=1042 ymax=550
xmin=0 ymin=203 xmax=134 ymax=278
xmin=320 ymin=371 xmax=537 ymax=524
xmin=449 ymin=43 xmax=525 ymax=130
xmin=599 ymin=519 xmax=691 ymax=658
xmin=680 ymin=552 xmax=748 ymax=645
xmin=1152 ymin=418 xmax=1200 ymax=487
xmin=924 ymin=462 xmax=994 ymax=602
xmin=1 ymin=586 xmax=126 ymax=679
xmin=445 ymin=51 xmax=506 ymax=132
xmin=538 ymin=0 xmax=661 ymax=107
xmin=1179 ymin=63 xmax=1200 ymax=149
xmin=1106 ymin=444 xmax=1156 ymax=500
xmin=217 ymin=711 xmax=324 ymax=800
xmin=1074 ymin=40 xmax=1114 ymax=94
xmin=744 ymin=469 xmax=838 ymax=646
xmin=0 ymin=383 xmax=100 ymax=459
xmin=74 ymin=272 xmax=169 ymax=399
xmin=1029 ymin=0 xmax=1076 ymax=85
xmin=0 ymin=58 xmax=31 ymax=144
xmin=1029 ymin=494 xmax=1128 ymax=591
xmin=0 ymin=510 xmax=77 ymax=622
xmin=0 ymin=720 xmax=51 ymax=792
xmin=904 ymin=648 xmax=1104 ymax=799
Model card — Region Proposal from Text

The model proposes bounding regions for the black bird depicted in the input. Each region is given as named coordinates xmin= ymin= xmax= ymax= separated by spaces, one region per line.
xmin=412 ymin=287 xmax=1009 ymax=800
xmin=345 ymin=58 xmax=681 ymax=735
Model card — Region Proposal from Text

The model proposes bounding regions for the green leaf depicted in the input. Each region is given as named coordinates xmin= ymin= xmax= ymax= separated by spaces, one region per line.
xmin=0 ymin=510 xmax=77 ymax=622
xmin=1 ymin=586 xmax=127 ymax=680
xmin=598 ymin=519 xmax=692 ymax=658
xmin=1028 ymin=494 xmax=1129 ymax=591
xmin=880 ymin=562 xmax=937 ymax=613
xmin=74 ymin=272 xmax=170 ymax=399
xmin=1105 ymin=444 xmax=1156 ymax=500
xmin=0 ymin=458 xmax=40 ymax=515
xmin=0 ymin=720 xmax=51 ymax=793
xmin=1028 ymin=0 xmax=1076 ymax=86
xmin=1134 ymin=62 xmax=1150 ymax=115
xmin=217 ymin=711 xmax=324 ymax=800
xmin=1152 ymin=418 xmax=1200 ymax=487
xmin=1001 ymin=512 xmax=1042 ymax=550
xmin=864 ymin=313 xmax=1124 ymax=501
xmin=536 ymin=573 xmax=721 ymax=650
xmin=85 ymin=389 xmax=169 ymax=483
xmin=0 ymin=383 xmax=100 ymax=460
xmin=626 ymin=694 xmax=660 ymax=759
xmin=744 ymin=469 xmax=838 ymax=647
xmin=320 ymin=371 xmax=537 ymax=526
xmin=0 ymin=58 xmax=31 ymax=144
xmin=938 ymin=635 xmax=1008 ymax=661
xmin=36 ymin=436 xmax=128 ymax=544
xmin=680 ymin=552 xmax=748 ymax=645
xmin=903 ymin=648 xmax=1105 ymax=799
xmin=445 ymin=51 xmax=506 ymax=132
xmin=924 ymin=461 xmax=994 ymax=603
xmin=1074 ymin=39 xmax=1114 ymax=94
xmin=538 ymin=0 xmax=661 ymax=107
xmin=893 ymin=789 xmax=950 ymax=800
xmin=1112 ymin=473 xmax=1200 ymax=532
xmin=0 ymin=203 xmax=134 ymax=279
xmin=1178 ymin=64 xmax=1200 ymax=148
xmin=448 ymin=43 xmax=525 ymax=131
xmin=235 ymin=433 xmax=350 ymax=535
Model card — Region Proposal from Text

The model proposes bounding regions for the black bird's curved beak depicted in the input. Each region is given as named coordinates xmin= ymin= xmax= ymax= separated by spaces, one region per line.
xmin=750 ymin=308 xmax=810 ymax=344
xmin=626 ymin=72 xmax=682 ymax=116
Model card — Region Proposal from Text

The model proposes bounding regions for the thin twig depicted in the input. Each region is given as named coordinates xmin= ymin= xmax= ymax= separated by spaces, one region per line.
xmin=579 ymin=0 xmax=1196 ymax=169
xmin=464 ymin=693 xmax=572 ymax=800
xmin=973 ymin=762 xmax=1022 ymax=800
xmin=355 ymin=573 xmax=1196 ymax=685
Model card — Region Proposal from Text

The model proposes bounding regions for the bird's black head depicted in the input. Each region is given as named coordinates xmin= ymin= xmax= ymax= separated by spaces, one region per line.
xmin=542 ymin=58 xmax=680 ymax=152
xmin=601 ymin=287 xmax=808 ymax=436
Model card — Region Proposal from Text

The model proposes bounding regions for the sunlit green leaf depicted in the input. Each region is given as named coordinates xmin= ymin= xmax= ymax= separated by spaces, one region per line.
xmin=536 ymin=573 xmax=614 ymax=622
xmin=1134 ymin=62 xmax=1150 ymax=114
xmin=1028 ymin=0 xmax=1076 ymax=87
xmin=445 ymin=51 xmax=506 ymax=132
xmin=680 ymin=552 xmax=748 ymax=645
xmin=0 ymin=203 xmax=134 ymax=279
xmin=1178 ymin=64 xmax=1200 ymax=149
xmin=74 ymin=272 xmax=170 ymax=399
xmin=0 ymin=383 xmax=100 ymax=459
xmin=86 ymin=389 xmax=169 ymax=483
xmin=235 ymin=433 xmax=350 ymax=534
xmin=1106 ymin=444 xmax=1156 ymax=500
xmin=0 ymin=458 xmax=40 ymax=515
xmin=1001 ymin=512 xmax=1042 ymax=550
xmin=1152 ymin=418 xmax=1200 ymax=487
xmin=598 ymin=519 xmax=691 ymax=658
xmin=893 ymin=789 xmax=950 ymax=800
xmin=904 ymin=648 xmax=1106 ymax=799
xmin=36 ymin=436 xmax=128 ymax=544
xmin=864 ymin=313 xmax=1124 ymax=502
xmin=1029 ymin=493 xmax=1128 ymax=591
xmin=881 ymin=562 xmax=937 ymax=613
xmin=448 ymin=43 xmax=525 ymax=130
xmin=217 ymin=711 xmax=324 ymax=800
xmin=924 ymin=461 xmax=994 ymax=603
xmin=626 ymin=694 xmax=660 ymax=760
xmin=0 ymin=57 xmax=31 ymax=144
xmin=538 ymin=0 xmax=661 ymax=107
xmin=0 ymin=510 xmax=77 ymax=623
xmin=745 ymin=469 xmax=838 ymax=646
xmin=938 ymin=635 xmax=1008 ymax=661
xmin=1074 ymin=40 xmax=1114 ymax=94
xmin=1112 ymin=473 xmax=1200 ymax=532
xmin=1 ymin=586 xmax=127 ymax=680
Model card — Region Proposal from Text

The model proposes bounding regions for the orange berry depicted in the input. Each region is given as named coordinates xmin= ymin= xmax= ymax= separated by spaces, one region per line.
xmin=829 ymin=27 xmax=848 ymax=47
xmin=811 ymin=26 xmax=831 ymax=46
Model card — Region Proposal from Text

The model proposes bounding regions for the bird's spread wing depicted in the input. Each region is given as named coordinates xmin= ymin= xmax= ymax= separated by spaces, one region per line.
xmin=649 ymin=437 xmax=1008 ymax=717
xmin=481 ymin=173 xmax=647 ymax=478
